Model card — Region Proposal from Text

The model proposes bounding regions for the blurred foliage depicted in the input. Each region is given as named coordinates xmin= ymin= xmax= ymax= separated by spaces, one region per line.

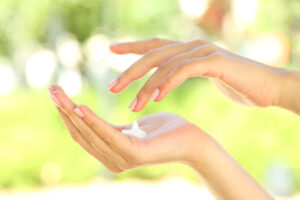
xmin=0 ymin=0 xmax=300 ymax=192
xmin=0 ymin=0 xmax=180 ymax=57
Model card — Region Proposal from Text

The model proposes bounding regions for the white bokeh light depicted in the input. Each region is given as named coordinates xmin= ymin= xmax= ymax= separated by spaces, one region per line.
xmin=179 ymin=0 xmax=209 ymax=19
xmin=58 ymin=69 xmax=82 ymax=96
xmin=25 ymin=49 xmax=57 ymax=89
xmin=56 ymin=34 xmax=83 ymax=68
xmin=0 ymin=59 xmax=16 ymax=96
xmin=232 ymin=0 xmax=257 ymax=30
xmin=84 ymin=34 xmax=110 ymax=65
xmin=108 ymin=53 xmax=141 ymax=73
xmin=84 ymin=34 xmax=110 ymax=74
xmin=246 ymin=34 xmax=287 ymax=66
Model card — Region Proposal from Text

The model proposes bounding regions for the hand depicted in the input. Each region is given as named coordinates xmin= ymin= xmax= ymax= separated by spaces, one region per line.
xmin=49 ymin=85 xmax=207 ymax=173
xmin=108 ymin=38 xmax=287 ymax=112
xmin=49 ymin=85 xmax=272 ymax=199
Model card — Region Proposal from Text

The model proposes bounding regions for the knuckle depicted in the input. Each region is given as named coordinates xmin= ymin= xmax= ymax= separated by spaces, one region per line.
xmin=119 ymin=70 xmax=131 ymax=82
xmin=137 ymin=89 xmax=149 ymax=101
xmin=193 ymin=39 xmax=206 ymax=45
xmin=145 ymin=49 xmax=159 ymax=59
xmin=141 ymin=50 xmax=160 ymax=68
xmin=102 ymin=135 xmax=113 ymax=145
xmin=209 ymin=51 xmax=224 ymax=61
xmin=178 ymin=61 xmax=191 ymax=72
xmin=202 ymin=44 xmax=217 ymax=52
xmin=160 ymin=79 xmax=171 ymax=92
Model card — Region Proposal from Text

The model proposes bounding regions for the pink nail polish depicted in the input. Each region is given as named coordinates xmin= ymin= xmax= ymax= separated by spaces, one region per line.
xmin=110 ymin=43 xmax=120 ymax=47
xmin=151 ymin=89 xmax=160 ymax=101
xmin=48 ymin=86 xmax=53 ymax=94
xmin=107 ymin=79 xmax=118 ymax=90
xmin=129 ymin=98 xmax=137 ymax=111
xmin=50 ymin=95 xmax=60 ymax=107
xmin=74 ymin=107 xmax=84 ymax=118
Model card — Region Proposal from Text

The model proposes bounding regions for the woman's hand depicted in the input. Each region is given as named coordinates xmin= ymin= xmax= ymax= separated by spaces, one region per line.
xmin=49 ymin=84 xmax=273 ymax=199
xmin=49 ymin=85 xmax=207 ymax=173
xmin=108 ymin=38 xmax=288 ymax=112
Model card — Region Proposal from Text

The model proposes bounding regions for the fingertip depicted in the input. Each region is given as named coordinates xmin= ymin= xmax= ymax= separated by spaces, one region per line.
xmin=49 ymin=84 xmax=65 ymax=93
xmin=51 ymin=90 xmax=76 ymax=112
xmin=109 ymin=43 xmax=126 ymax=54
xmin=110 ymin=82 xmax=125 ymax=93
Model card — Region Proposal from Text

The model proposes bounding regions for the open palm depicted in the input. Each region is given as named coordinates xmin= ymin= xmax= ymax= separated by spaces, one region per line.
xmin=49 ymin=85 xmax=205 ymax=173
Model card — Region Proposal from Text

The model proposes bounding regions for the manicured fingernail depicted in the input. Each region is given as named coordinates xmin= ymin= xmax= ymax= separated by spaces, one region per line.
xmin=107 ymin=79 xmax=117 ymax=90
xmin=48 ymin=86 xmax=53 ymax=94
xmin=151 ymin=89 xmax=160 ymax=101
xmin=110 ymin=43 xmax=120 ymax=47
xmin=50 ymin=95 xmax=60 ymax=107
xmin=129 ymin=98 xmax=137 ymax=111
xmin=74 ymin=107 xmax=84 ymax=118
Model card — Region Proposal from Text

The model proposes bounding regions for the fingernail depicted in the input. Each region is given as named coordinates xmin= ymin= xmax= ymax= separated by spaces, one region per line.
xmin=110 ymin=43 xmax=120 ymax=47
xmin=129 ymin=98 xmax=137 ymax=111
xmin=107 ymin=79 xmax=118 ymax=90
xmin=74 ymin=107 xmax=84 ymax=118
xmin=48 ymin=86 xmax=53 ymax=94
xmin=151 ymin=89 xmax=160 ymax=101
xmin=50 ymin=95 xmax=60 ymax=107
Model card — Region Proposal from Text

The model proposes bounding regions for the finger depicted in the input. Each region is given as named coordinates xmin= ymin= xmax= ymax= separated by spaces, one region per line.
xmin=156 ymin=52 xmax=226 ymax=101
xmin=109 ymin=40 xmax=207 ymax=94
xmin=77 ymin=105 xmax=147 ymax=167
xmin=49 ymin=85 xmax=135 ymax=151
xmin=76 ymin=105 xmax=139 ymax=153
xmin=54 ymin=104 xmax=122 ymax=173
xmin=131 ymin=44 xmax=218 ymax=112
xmin=51 ymin=90 xmax=130 ymax=169
xmin=109 ymin=38 xmax=177 ymax=55
xmin=48 ymin=84 xmax=63 ymax=93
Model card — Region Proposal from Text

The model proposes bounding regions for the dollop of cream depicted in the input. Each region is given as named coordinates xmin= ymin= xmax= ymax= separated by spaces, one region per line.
xmin=121 ymin=120 xmax=147 ymax=139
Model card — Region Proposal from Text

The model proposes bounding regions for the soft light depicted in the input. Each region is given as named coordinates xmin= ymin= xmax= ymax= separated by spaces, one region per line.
xmin=25 ymin=49 xmax=57 ymax=89
xmin=179 ymin=0 xmax=209 ymax=19
xmin=56 ymin=34 xmax=83 ymax=68
xmin=57 ymin=69 xmax=82 ymax=96
xmin=0 ymin=60 xmax=15 ymax=96
xmin=232 ymin=0 xmax=257 ymax=30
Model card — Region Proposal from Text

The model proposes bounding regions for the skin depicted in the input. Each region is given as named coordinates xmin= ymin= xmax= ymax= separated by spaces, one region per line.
xmin=49 ymin=38 xmax=300 ymax=199
xmin=49 ymin=85 xmax=273 ymax=200
xmin=108 ymin=38 xmax=295 ymax=113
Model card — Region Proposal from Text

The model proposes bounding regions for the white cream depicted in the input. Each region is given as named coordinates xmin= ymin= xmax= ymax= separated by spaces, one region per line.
xmin=121 ymin=120 xmax=147 ymax=139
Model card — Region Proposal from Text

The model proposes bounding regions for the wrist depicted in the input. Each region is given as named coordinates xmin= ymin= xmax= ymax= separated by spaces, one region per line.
xmin=184 ymin=127 xmax=216 ymax=173
xmin=277 ymin=70 xmax=300 ymax=115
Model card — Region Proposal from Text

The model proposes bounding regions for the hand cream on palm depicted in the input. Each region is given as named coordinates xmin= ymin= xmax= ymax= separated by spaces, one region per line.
xmin=121 ymin=120 xmax=146 ymax=139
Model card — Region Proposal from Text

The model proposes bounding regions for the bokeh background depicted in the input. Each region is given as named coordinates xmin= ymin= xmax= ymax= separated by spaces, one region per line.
xmin=0 ymin=0 xmax=300 ymax=199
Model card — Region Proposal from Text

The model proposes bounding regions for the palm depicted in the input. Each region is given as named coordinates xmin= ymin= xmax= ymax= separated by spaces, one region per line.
xmin=50 ymin=85 xmax=204 ymax=172
xmin=116 ymin=113 xmax=201 ymax=164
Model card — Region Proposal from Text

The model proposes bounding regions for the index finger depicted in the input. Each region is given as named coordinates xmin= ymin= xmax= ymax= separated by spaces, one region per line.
xmin=109 ymin=38 xmax=178 ymax=55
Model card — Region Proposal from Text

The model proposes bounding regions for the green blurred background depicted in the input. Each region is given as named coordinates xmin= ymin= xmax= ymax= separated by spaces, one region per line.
xmin=0 ymin=0 xmax=299 ymax=196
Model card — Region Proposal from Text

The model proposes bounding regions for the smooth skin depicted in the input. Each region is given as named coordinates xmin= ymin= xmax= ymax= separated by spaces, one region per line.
xmin=108 ymin=38 xmax=300 ymax=114
xmin=49 ymin=85 xmax=273 ymax=200
xmin=49 ymin=38 xmax=300 ymax=200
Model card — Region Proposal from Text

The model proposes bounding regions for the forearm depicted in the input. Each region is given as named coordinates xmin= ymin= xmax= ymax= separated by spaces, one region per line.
xmin=189 ymin=134 xmax=273 ymax=200
xmin=278 ymin=71 xmax=300 ymax=115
